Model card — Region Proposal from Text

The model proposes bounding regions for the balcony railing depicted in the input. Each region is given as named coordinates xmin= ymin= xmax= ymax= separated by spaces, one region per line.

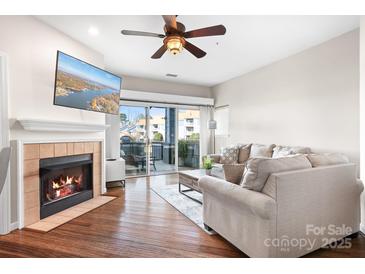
xmin=120 ymin=140 xmax=200 ymax=169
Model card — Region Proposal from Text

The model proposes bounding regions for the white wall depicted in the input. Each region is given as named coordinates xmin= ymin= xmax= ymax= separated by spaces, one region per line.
xmin=359 ymin=17 xmax=365 ymax=233
xmin=121 ymin=75 xmax=212 ymax=98
xmin=105 ymin=115 xmax=121 ymax=159
xmin=0 ymin=16 xmax=108 ymax=225
xmin=0 ymin=16 xmax=107 ymax=141
xmin=212 ymin=30 xmax=359 ymax=168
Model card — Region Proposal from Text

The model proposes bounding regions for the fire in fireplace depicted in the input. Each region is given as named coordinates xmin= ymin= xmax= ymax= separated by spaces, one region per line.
xmin=40 ymin=154 xmax=93 ymax=219
xmin=47 ymin=172 xmax=83 ymax=202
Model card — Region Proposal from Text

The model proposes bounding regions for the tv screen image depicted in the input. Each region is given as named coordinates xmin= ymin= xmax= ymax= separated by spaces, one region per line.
xmin=54 ymin=51 xmax=122 ymax=115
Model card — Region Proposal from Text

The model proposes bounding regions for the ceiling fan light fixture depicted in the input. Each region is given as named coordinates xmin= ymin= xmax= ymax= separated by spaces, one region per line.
xmin=121 ymin=16 xmax=226 ymax=59
xmin=165 ymin=36 xmax=184 ymax=55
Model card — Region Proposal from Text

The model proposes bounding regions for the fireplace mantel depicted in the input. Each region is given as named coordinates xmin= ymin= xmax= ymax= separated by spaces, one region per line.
xmin=18 ymin=119 xmax=109 ymax=133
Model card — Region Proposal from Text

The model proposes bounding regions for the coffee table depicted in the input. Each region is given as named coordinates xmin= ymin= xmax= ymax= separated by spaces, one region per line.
xmin=178 ymin=169 xmax=208 ymax=204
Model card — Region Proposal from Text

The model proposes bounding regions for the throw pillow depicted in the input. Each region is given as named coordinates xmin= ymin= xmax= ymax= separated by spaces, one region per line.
xmin=237 ymin=144 xmax=252 ymax=164
xmin=220 ymin=145 xmax=239 ymax=164
xmin=249 ymin=144 xmax=275 ymax=158
xmin=306 ymin=153 xmax=349 ymax=167
xmin=272 ymin=145 xmax=311 ymax=158
xmin=223 ymin=164 xmax=246 ymax=185
xmin=241 ymin=154 xmax=312 ymax=191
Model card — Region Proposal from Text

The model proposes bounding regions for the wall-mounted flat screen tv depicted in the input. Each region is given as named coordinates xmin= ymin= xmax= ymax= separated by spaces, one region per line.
xmin=54 ymin=51 xmax=122 ymax=115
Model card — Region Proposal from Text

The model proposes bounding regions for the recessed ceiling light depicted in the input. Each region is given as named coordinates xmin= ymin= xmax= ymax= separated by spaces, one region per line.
xmin=88 ymin=26 xmax=99 ymax=36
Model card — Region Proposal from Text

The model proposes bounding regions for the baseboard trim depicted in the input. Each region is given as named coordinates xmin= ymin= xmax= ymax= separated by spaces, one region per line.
xmin=360 ymin=224 xmax=365 ymax=234
xmin=10 ymin=222 xmax=18 ymax=231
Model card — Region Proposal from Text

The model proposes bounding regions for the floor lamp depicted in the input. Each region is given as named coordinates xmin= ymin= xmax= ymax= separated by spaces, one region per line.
xmin=208 ymin=106 xmax=217 ymax=154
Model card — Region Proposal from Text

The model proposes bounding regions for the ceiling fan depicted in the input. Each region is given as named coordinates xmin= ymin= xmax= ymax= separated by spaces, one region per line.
xmin=121 ymin=15 xmax=226 ymax=59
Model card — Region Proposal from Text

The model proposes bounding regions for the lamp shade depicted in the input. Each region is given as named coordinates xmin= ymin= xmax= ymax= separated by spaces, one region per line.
xmin=208 ymin=119 xmax=217 ymax=130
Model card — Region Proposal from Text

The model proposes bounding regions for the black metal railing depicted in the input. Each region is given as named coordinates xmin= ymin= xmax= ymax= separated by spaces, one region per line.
xmin=120 ymin=142 xmax=164 ymax=160
xmin=120 ymin=140 xmax=200 ymax=168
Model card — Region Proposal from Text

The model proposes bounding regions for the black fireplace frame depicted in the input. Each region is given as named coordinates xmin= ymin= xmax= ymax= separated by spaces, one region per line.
xmin=39 ymin=154 xmax=93 ymax=219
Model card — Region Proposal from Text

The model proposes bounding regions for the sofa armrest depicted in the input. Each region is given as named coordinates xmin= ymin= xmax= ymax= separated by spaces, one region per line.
xmin=264 ymin=163 xmax=362 ymax=245
xmin=356 ymin=178 xmax=364 ymax=193
xmin=199 ymin=176 xmax=276 ymax=219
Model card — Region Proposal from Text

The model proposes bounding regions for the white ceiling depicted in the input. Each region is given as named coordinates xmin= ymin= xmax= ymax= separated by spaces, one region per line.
xmin=37 ymin=15 xmax=359 ymax=87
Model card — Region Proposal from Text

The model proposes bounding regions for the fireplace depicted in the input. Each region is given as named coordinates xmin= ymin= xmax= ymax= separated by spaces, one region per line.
xmin=39 ymin=154 xmax=93 ymax=219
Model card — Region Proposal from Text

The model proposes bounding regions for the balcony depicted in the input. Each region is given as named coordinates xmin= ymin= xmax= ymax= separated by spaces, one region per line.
xmin=120 ymin=141 xmax=200 ymax=176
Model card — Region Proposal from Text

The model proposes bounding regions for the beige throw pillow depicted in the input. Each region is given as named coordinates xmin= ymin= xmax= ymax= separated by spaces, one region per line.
xmin=223 ymin=164 xmax=246 ymax=185
xmin=241 ymin=155 xmax=312 ymax=191
xmin=272 ymin=145 xmax=311 ymax=158
xmin=306 ymin=153 xmax=349 ymax=167
xmin=249 ymin=144 xmax=275 ymax=158
xmin=237 ymin=144 xmax=252 ymax=163
xmin=220 ymin=145 xmax=239 ymax=164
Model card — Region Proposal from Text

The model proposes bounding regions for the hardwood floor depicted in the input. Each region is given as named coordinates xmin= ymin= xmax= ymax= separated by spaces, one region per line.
xmin=0 ymin=174 xmax=364 ymax=258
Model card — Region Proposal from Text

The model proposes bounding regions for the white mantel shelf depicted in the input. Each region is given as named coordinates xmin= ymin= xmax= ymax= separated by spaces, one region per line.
xmin=18 ymin=119 xmax=110 ymax=132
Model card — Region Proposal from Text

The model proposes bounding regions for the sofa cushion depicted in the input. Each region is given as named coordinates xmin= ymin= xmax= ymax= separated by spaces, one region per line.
xmin=237 ymin=144 xmax=252 ymax=164
xmin=223 ymin=164 xmax=246 ymax=185
xmin=306 ymin=153 xmax=349 ymax=167
xmin=249 ymin=144 xmax=275 ymax=158
xmin=220 ymin=145 xmax=239 ymax=164
xmin=241 ymin=155 xmax=312 ymax=191
xmin=272 ymin=145 xmax=311 ymax=158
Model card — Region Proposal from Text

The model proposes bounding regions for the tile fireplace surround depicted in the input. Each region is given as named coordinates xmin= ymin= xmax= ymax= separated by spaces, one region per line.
xmin=16 ymin=140 xmax=103 ymax=228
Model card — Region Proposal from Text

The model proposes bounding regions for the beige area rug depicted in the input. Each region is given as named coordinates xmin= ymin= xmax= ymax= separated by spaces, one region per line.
xmin=151 ymin=184 xmax=216 ymax=235
xmin=26 ymin=196 xmax=117 ymax=232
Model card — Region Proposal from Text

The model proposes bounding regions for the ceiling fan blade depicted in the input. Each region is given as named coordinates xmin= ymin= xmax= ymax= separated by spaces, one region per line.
xmin=121 ymin=30 xmax=165 ymax=38
xmin=183 ymin=41 xmax=206 ymax=58
xmin=162 ymin=15 xmax=177 ymax=30
xmin=151 ymin=45 xmax=167 ymax=59
xmin=183 ymin=25 xmax=226 ymax=38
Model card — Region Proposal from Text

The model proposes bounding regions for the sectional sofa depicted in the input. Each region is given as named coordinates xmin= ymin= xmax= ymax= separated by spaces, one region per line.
xmin=199 ymin=144 xmax=363 ymax=257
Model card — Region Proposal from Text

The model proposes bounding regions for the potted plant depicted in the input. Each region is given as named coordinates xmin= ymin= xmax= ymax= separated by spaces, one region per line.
xmin=178 ymin=140 xmax=188 ymax=166
xmin=203 ymin=156 xmax=213 ymax=175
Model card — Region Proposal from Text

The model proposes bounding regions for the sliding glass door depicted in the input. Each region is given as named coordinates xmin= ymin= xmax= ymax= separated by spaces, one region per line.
xmin=178 ymin=109 xmax=200 ymax=170
xmin=120 ymin=103 xmax=199 ymax=177
xmin=149 ymin=107 xmax=177 ymax=175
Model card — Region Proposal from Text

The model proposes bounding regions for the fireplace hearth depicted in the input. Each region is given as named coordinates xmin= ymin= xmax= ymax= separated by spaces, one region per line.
xmin=39 ymin=154 xmax=93 ymax=219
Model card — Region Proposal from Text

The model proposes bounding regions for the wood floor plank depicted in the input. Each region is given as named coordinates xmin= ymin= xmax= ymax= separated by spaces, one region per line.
xmin=0 ymin=174 xmax=364 ymax=258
